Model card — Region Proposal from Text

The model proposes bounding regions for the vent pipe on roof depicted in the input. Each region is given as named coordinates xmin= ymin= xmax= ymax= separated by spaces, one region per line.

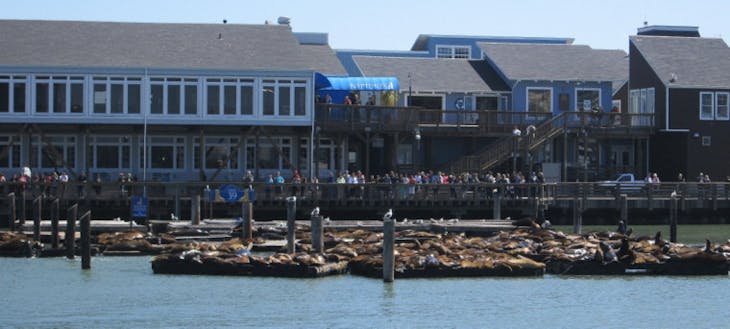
xmin=277 ymin=16 xmax=291 ymax=25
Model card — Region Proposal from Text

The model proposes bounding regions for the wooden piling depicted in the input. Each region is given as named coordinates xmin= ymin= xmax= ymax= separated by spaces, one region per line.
xmin=8 ymin=192 xmax=16 ymax=232
xmin=572 ymin=196 xmax=582 ymax=234
xmin=19 ymin=191 xmax=26 ymax=226
xmin=33 ymin=196 xmax=42 ymax=242
xmin=311 ymin=214 xmax=324 ymax=253
xmin=382 ymin=212 xmax=395 ymax=283
xmin=242 ymin=202 xmax=253 ymax=240
xmin=493 ymin=192 xmax=501 ymax=220
xmin=66 ymin=204 xmax=78 ymax=259
xmin=620 ymin=194 xmax=628 ymax=225
xmin=191 ymin=194 xmax=201 ymax=225
xmin=670 ymin=197 xmax=678 ymax=243
xmin=80 ymin=211 xmax=91 ymax=269
xmin=286 ymin=196 xmax=297 ymax=254
xmin=51 ymin=198 xmax=60 ymax=249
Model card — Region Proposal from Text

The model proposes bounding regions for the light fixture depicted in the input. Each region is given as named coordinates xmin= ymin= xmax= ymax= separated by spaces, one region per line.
xmin=693 ymin=132 xmax=700 ymax=138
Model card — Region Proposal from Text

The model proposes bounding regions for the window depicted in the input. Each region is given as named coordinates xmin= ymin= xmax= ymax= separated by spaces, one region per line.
xmin=193 ymin=137 xmax=240 ymax=170
xmin=435 ymin=45 xmax=471 ymax=59
xmin=92 ymin=77 xmax=142 ymax=114
xmin=700 ymin=92 xmax=715 ymax=120
xmin=261 ymin=79 xmax=308 ymax=117
xmin=575 ymin=88 xmax=601 ymax=111
xmin=141 ymin=137 xmax=186 ymax=170
xmin=629 ymin=88 xmax=655 ymax=126
xmin=30 ymin=135 xmax=76 ymax=169
xmin=91 ymin=136 xmax=131 ymax=170
xmin=715 ymin=92 xmax=729 ymax=120
xmin=527 ymin=88 xmax=552 ymax=113
xmin=205 ymin=78 xmax=255 ymax=116
xmin=702 ymin=136 xmax=711 ymax=146
xmin=396 ymin=144 xmax=413 ymax=165
xmin=0 ymin=135 xmax=21 ymax=168
xmin=0 ymin=76 xmax=26 ymax=113
xmin=149 ymin=78 xmax=198 ymax=115
xmin=34 ymin=76 xmax=84 ymax=114
xmin=245 ymin=137 xmax=292 ymax=170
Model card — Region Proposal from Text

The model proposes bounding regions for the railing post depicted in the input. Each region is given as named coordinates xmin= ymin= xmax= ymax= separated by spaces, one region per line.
xmin=670 ymin=196 xmax=678 ymax=243
xmin=493 ymin=190 xmax=501 ymax=220
xmin=647 ymin=186 xmax=654 ymax=211
xmin=286 ymin=196 xmax=296 ymax=254
xmin=242 ymin=201 xmax=253 ymax=240
xmin=191 ymin=194 xmax=201 ymax=225
xmin=712 ymin=184 xmax=718 ymax=211
xmin=572 ymin=196 xmax=582 ymax=234
xmin=620 ymin=194 xmax=628 ymax=226
xmin=19 ymin=191 xmax=26 ymax=226
xmin=310 ymin=212 xmax=323 ymax=254
xmin=33 ymin=195 xmax=42 ymax=242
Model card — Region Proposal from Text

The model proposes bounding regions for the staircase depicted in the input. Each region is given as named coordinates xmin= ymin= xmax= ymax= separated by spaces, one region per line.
xmin=443 ymin=112 xmax=569 ymax=173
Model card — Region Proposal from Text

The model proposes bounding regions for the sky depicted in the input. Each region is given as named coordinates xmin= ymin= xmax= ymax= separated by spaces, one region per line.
xmin=3 ymin=0 xmax=730 ymax=52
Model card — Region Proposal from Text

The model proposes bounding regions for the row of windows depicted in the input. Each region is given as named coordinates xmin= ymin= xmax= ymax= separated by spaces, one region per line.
xmin=0 ymin=136 xmax=339 ymax=173
xmin=0 ymin=75 xmax=309 ymax=117
xmin=436 ymin=45 xmax=471 ymax=59
xmin=700 ymin=92 xmax=729 ymax=121
xmin=526 ymin=88 xmax=602 ymax=113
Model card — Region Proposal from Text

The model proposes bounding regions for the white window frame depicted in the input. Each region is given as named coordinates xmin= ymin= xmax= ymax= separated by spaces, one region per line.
xmin=714 ymin=92 xmax=729 ymax=120
xmin=435 ymin=45 xmax=471 ymax=59
xmin=30 ymin=135 xmax=76 ymax=170
xmin=204 ymin=78 xmax=256 ymax=117
xmin=574 ymin=88 xmax=602 ymax=111
xmin=0 ymin=75 xmax=27 ymax=114
xmin=526 ymin=87 xmax=553 ymax=113
xmin=33 ymin=75 xmax=85 ymax=114
xmin=699 ymin=91 xmax=715 ymax=120
xmin=245 ymin=137 xmax=293 ymax=170
xmin=92 ymin=76 xmax=142 ymax=115
xmin=149 ymin=77 xmax=199 ymax=116
xmin=261 ymin=79 xmax=308 ymax=117
xmin=140 ymin=136 xmax=187 ymax=171
xmin=193 ymin=136 xmax=241 ymax=170
xmin=0 ymin=135 xmax=21 ymax=168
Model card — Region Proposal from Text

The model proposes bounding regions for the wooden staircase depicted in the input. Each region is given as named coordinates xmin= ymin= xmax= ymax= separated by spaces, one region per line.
xmin=443 ymin=112 xmax=569 ymax=173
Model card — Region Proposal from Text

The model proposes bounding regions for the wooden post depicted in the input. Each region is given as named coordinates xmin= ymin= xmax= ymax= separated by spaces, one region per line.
xmin=174 ymin=184 xmax=181 ymax=220
xmin=80 ymin=210 xmax=91 ymax=269
xmin=647 ymin=187 xmax=654 ymax=211
xmin=33 ymin=195 xmax=42 ymax=242
xmin=286 ymin=196 xmax=297 ymax=254
xmin=670 ymin=196 xmax=678 ymax=243
xmin=19 ymin=191 xmax=26 ymax=226
xmin=572 ymin=196 xmax=582 ymax=234
xmin=242 ymin=202 xmax=253 ymax=240
xmin=8 ymin=192 xmax=16 ymax=232
xmin=66 ymin=204 xmax=77 ymax=259
xmin=191 ymin=194 xmax=201 ymax=225
xmin=493 ymin=191 xmax=501 ymax=220
xmin=620 ymin=194 xmax=628 ymax=226
xmin=382 ymin=211 xmax=395 ymax=283
xmin=51 ymin=198 xmax=60 ymax=249
xmin=311 ymin=214 xmax=324 ymax=253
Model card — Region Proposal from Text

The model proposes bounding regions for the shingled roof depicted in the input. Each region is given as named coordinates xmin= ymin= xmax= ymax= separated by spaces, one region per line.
xmin=352 ymin=55 xmax=509 ymax=93
xmin=478 ymin=42 xmax=627 ymax=85
xmin=0 ymin=19 xmax=345 ymax=74
xmin=630 ymin=35 xmax=730 ymax=89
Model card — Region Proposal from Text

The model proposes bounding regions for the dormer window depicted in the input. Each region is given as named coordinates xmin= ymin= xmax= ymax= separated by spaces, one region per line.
xmin=436 ymin=45 xmax=470 ymax=59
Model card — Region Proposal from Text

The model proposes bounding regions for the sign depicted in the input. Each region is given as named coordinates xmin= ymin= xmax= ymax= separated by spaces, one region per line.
xmin=583 ymin=100 xmax=592 ymax=111
xmin=131 ymin=196 xmax=148 ymax=218
xmin=209 ymin=185 xmax=255 ymax=203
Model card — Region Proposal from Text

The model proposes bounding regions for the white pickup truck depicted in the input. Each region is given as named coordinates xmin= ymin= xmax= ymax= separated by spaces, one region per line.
xmin=598 ymin=173 xmax=646 ymax=192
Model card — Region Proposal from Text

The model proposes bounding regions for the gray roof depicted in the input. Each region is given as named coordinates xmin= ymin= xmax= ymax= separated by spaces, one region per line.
xmin=352 ymin=55 xmax=509 ymax=93
xmin=478 ymin=42 xmax=627 ymax=84
xmin=0 ymin=19 xmax=345 ymax=74
xmin=630 ymin=35 xmax=730 ymax=88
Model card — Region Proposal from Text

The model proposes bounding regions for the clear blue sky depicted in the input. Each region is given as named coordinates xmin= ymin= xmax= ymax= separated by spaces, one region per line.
xmin=3 ymin=0 xmax=729 ymax=52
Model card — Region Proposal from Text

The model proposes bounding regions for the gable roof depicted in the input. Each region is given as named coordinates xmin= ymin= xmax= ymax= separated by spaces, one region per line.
xmin=352 ymin=55 xmax=509 ymax=93
xmin=0 ymin=19 xmax=346 ymax=74
xmin=630 ymin=35 xmax=730 ymax=89
xmin=478 ymin=42 xmax=627 ymax=85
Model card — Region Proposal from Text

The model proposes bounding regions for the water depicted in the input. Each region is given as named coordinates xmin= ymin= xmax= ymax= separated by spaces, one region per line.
xmin=1 ymin=256 xmax=728 ymax=329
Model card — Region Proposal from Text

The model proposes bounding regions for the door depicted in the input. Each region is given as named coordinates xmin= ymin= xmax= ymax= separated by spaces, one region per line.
xmin=409 ymin=95 xmax=443 ymax=124
xmin=475 ymin=96 xmax=498 ymax=126
xmin=611 ymin=145 xmax=634 ymax=174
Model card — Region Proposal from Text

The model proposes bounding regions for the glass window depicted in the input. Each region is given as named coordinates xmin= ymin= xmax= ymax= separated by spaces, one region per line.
xmin=207 ymin=85 xmax=219 ymax=115
xmin=36 ymin=83 xmax=48 ymax=112
xmin=151 ymin=146 xmax=173 ymax=168
xmin=700 ymin=92 xmax=714 ymax=120
xmin=241 ymin=86 xmax=253 ymax=115
xmin=70 ymin=83 xmax=83 ymax=113
xmin=94 ymin=84 xmax=106 ymax=113
xmin=128 ymin=84 xmax=141 ymax=114
xmin=294 ymin=86 xmax=306 ymax=116
xmin=97 ymin=145 xmax=120 ymax=168
xmin=279 ymin=86 xmax=291 ymax=115
xmin=13 ymin=83 xmax=25 ymax=113
xmin=185 ymin=85 xmax=197 ymax=115
xmin=527 ymin=88 xmax=552 ymax=113
xmin=263 ymin=86 xmax=275 ymax=115
xmin=0 ymin=82 xmax=8 ymax=112
xmin=576 ymin=89 xmax=600 ymax=111
xmin=111 ymin=84 xmax=124 ymax=113
xmin=53 ymin=83 xmax=66 ymax=113
xmin=715 ymin=93 xmax=729 ymax=120
xmin=224 ymin=85 xmax=236 ymax=115
xmin=168 ymin=84 xmax=180 ymax=114
xmin=151 ymin=84 xmax=163 ymax=114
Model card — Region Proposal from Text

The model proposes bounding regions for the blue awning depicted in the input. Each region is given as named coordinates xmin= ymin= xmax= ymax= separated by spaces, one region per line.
xmin=315 ymin=73 xmax=399 ymax=91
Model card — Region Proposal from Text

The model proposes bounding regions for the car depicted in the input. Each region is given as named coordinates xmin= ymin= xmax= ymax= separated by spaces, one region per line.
xmin=597 ymin=173 xmax=646 ymax=193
